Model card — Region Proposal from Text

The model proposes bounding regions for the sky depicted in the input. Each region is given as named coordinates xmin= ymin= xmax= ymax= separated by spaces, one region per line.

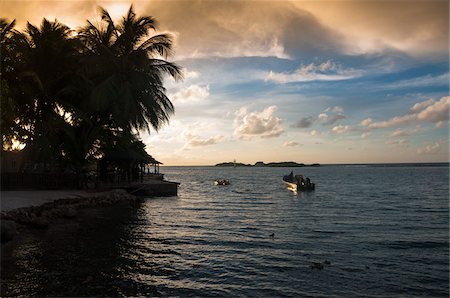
xmin=2 ymin=0 xmax=449 ymax=165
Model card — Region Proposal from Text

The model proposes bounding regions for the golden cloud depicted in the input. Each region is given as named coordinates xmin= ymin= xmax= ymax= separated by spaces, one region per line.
xmin=1 ymin=0 xmax=448 ymax=58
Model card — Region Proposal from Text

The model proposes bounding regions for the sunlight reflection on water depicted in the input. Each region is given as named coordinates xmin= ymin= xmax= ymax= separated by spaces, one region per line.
xmin=117 ymin=165 xmax=449 ymax=297
xmin=2 ymin=165 xmax=448 ymax=297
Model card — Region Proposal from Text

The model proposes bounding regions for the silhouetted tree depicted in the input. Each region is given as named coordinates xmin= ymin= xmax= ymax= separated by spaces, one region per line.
xmin=0 ymin=7 xmax=181 ymax=188
xmin=1 ymin=18 xmax=20 ymax=150
xmin=78 ymin=5 xmax=182 ymax=133
xmin=2 ymin=18 xmax=80 ymax=162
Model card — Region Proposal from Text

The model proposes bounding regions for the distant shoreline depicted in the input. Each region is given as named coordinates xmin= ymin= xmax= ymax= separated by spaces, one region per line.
xmin=215 ymin=161 xmax=320 ymax=167
xmin=160 ymin=162 xmax=449 ymax=167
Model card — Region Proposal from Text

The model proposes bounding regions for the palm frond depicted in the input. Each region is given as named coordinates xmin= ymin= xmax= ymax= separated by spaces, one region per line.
xmin=146 ymin=58 xmax=184 ymax=81
xmin=0 ymin=18 xmax=15 ymax=42
xmin=99 ymin=6 xmax=113 ymax=25
xmin=90 ymin=74 xmax=120 ymax=112
xmin=137 ymin=33 xmax=173 ymax=58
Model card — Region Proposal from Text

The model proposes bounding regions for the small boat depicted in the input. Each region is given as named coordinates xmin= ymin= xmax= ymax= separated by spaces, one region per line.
xmin=282 ymin=172 xmax=315 ymax=192
xmin=214 ymin=179 xmax=230 ymax=186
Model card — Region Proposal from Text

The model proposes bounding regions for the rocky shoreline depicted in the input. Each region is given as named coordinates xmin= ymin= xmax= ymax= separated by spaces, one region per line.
xmin=1 ymin=189 xmax=146 ymax=297
xmin=1 ymin=189 xmax=141 ymax=243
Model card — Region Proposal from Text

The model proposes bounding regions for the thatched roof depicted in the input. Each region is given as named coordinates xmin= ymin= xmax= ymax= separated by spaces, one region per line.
xmin=102 ymin=141 xmax=161 ymax=164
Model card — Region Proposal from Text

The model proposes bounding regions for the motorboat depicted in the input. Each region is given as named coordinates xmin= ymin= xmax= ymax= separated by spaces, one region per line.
xmin=214 ymin=179 xmax=230 ymax=186
xmin=282 ymin=173 xmax=315 ymax=192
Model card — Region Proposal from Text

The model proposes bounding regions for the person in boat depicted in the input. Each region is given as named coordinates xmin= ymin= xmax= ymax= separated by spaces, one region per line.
xmin=306 ymin=177 xmax=311 ymax=188
xmin=215 ymin=179 xmax=230 ymax=185
xmin=288 ymin=171 xmax=294 ymax=181
xmin=298 ymin=176 xmax=305 ymax=190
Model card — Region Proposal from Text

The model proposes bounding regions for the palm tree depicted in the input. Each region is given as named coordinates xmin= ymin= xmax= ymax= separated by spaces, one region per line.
xmin=1 ymin=9 xmax=181 ymax=188
xmin=78 ymin=5 xmax=183 ymax=133
xmin=1 ymin=18 xmax=18 ymax=150
xmin=5 ymin=18 xmax=81 ymax=161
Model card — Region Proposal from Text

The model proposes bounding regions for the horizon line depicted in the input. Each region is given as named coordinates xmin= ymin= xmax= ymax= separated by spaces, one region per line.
xmin=160 ymin=161 xmax=450 ymax=167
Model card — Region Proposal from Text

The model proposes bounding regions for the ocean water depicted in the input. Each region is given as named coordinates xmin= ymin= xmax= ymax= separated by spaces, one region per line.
xmin=2 ymin=164 xmax=449 ymax=297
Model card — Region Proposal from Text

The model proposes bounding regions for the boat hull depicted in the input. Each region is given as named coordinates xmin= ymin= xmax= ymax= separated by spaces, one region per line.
xmin=283 ymin=180 xmax=298 ymax=192
xmin=214 ymin=179 xmax=230 ymax=186
xmin=282 ymin=179 xmax=315 ymax=192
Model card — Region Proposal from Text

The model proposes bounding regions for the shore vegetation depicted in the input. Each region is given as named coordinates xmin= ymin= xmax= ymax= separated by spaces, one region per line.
xmin=0 ymin=6 xmax=182 ymax=187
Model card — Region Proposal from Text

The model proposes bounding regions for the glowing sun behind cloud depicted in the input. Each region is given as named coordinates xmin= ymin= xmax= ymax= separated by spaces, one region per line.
xmin=101 ymin=2 xmax=131 ymax=21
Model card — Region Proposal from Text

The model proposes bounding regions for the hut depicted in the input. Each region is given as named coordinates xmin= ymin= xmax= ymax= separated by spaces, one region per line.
xmin=97 ymin=140 xmax=162 ymax=185
xmin=143 ymin=156 xmax=164 ymax=180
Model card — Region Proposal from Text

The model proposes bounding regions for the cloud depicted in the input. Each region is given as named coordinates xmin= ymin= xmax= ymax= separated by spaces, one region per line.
xmin=183 ymin=70 xmax=200 ymax=80
xmin=385 ymin=139 xmax=409 ymax=146
xmin=416 ymin=96 xmax=450 ymax=123
xmin=0 ymin=1 xmax=97 ymax=29
xmin=435 ymin=121 xmax=447 ymax=128
xmin=265 ymin=60 xmax=360 ymax=83
xmin=296 ymin=1 xmax=449 ymax=57
xmin=324 ymin=106 xmax=344 ymax=113
xmin=389 ymin=126 xmax=421 ymax=137
xmin=291 ymin=116 xmax=315 ymax=128
xmin=278 ymin=7 xmax=350 ymax=58
xmin=318 ymin=113 xmax=328 ymax=121
xmin=234 ymin=105 xmax=284 ymax=139
xmin=292 ymin=106 xmax=346 ymax=129
xmin=170 ymin=84 xmax=209 ymax=103
xmin=318 ymin=113 xmax=346 ymax=126
xmin=417 ymin=141 xmax=443 ymax=155
xmin=183 ymin=132 xmax=224 ymax=149
xmin=1 ymin=1 xmax=292 ymax=59
xmin=360 ymin=118 xmax=373 ymax=127
xmin=382 ymin=73 xmax=449 ymax=90
xmin=361 ymin=114 xmax=416 ymax=129
xmin=410 ymin=98 xmax=436 ymax=113
xmin=144 ymin=1 xmax=296 ymax=59
xmin=3 ymin=0 xmax=448 ymax=61
xmin=283 ymin=141 xmax=301 ymax=147
xmin=331 ymin=125 xmax=351 ymax=134
xmin=361 ymin=96 xmax=450 ymax=129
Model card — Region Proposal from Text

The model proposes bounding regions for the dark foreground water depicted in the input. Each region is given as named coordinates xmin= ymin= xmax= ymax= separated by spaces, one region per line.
xmin=2 ymin=164 xmax=449 ymax=297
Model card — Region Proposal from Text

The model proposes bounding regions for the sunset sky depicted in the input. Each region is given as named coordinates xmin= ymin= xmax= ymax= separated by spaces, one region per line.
xmin=2 ymin=0 xmax=449 ymax=165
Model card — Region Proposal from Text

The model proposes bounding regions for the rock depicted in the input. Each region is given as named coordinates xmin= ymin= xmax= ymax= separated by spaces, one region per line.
xmin=41 ymin=209 xmax=56 ymax=218
xmin=29 ymin=216 xmax=49 ymax=229
xmin=1 ymin=219 xmax=17 ymax=243
xmin=59 ymin=206 xmax=77 ymax=218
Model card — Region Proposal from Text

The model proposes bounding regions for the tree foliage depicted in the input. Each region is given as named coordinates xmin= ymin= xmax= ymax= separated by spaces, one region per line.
xmin=0 ymin=6 xmax=181 ymax=175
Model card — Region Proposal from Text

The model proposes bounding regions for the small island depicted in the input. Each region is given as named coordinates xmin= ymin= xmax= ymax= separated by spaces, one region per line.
xmin=215 ymin=161 xmax=320 ymax=167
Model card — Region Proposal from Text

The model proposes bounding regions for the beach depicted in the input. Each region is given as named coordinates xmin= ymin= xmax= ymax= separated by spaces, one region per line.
xmin=1 ymin=190 xmax=118 ymax=212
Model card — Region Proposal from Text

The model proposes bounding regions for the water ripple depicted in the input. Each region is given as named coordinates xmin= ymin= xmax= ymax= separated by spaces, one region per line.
xmin=2 ymin=165 xmax=448 ymax=297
